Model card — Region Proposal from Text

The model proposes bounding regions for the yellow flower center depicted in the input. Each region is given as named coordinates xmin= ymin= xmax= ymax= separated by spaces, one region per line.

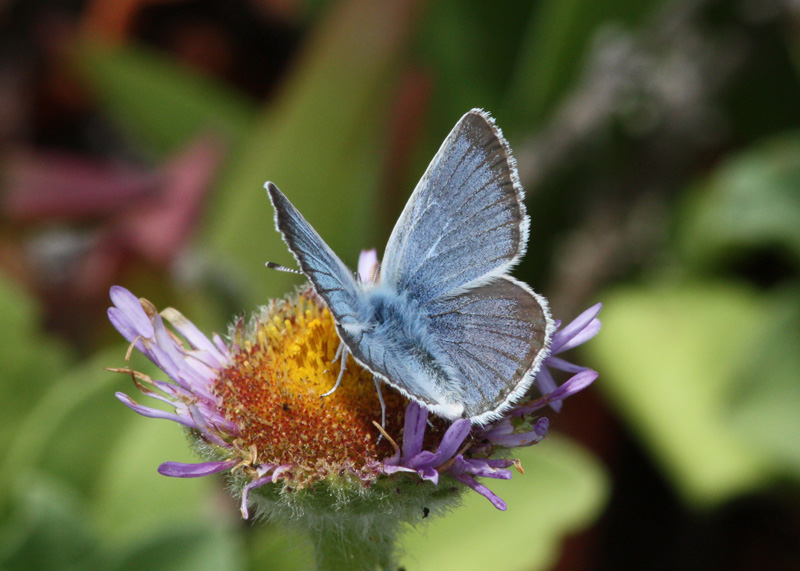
xmin=215 ymin=288 xmax=409 ymax=486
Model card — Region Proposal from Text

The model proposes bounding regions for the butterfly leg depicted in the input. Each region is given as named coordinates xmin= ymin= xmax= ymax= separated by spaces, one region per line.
xmin=322 ymin=341 xmax=348 ymax=397
xmin=373 ymin=377 xmax=386 ymax=442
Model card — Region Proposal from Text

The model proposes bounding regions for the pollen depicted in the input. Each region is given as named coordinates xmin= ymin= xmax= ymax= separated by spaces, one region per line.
xmin=214 ymin=287 xmax=408 ymax=487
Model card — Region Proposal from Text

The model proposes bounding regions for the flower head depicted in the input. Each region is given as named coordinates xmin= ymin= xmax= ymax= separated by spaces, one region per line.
xmin=108 ymin=275 xmax=600 ymax=568
xmin=109 ymin=281 xmax=599 ymax=513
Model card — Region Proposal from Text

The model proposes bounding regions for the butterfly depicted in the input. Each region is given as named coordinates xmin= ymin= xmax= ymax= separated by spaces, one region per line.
xmin=265 ymin=109 xmax=554 ymax=425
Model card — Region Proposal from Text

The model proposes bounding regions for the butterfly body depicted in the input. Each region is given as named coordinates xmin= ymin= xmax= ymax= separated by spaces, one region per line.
xmin=340 ymin=283 xmax=467 ymax=419
xmin=266 ymin=109 xmax=554 ymax=424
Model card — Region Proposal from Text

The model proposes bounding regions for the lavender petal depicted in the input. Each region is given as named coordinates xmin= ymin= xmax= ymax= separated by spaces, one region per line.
xmin=551 ymin=302 xmax=602 ymax=353
xmin=533 ymin=367 xmax=562 ymax=412
xmin=556 ymin=318 xmax=602 ymax=353
xmin=109 ymin=286 xmax=155 ymax=338
xmin=401 ymin=402 xmax=428 ymax=460
xmin=548 ymin=369 xmax=598 ymax=402
xmin=240 ymin=472 xmax=275 ymax=519
xmin=158 ymin=459 xmax=238 ymax=477
xmin=161 ymin=307 xmax=227 ymax=366
xmin=545 ymin=355 xmax=589 ymax=374
xmin=451 ymin=456 xmax=512 ymax=480
xmin=432 ymin=418 xmax=471 ymax=462
xmin=451 ymin=473 xmax=507 ymax=511
xmin=115 ymin=392 xmax=196 ymax=428
xmin=357 ymin=249 xmax=379 ymax=283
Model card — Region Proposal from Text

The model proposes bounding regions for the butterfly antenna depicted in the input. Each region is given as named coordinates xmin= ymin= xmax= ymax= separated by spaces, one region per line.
xmin=265 ymin=261 xmax=303 ymax=274
xmin=322 ymin=342 xmax=348 ymax=397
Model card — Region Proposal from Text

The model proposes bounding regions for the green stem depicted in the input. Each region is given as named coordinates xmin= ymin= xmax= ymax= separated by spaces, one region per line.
xmin=311 ymin=514 xmax=401 ymax=571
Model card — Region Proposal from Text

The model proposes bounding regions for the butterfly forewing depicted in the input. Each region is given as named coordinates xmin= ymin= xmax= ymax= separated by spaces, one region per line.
xmin=266 ymin=183 xmax=364 ymax=328
xmin=381 ymin=109 xmax=529 ymax=305
xmin=425 ymin=276 xmax=551 ymax=422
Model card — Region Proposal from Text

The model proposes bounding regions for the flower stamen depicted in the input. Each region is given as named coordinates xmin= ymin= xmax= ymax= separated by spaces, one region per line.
xmin=372 ymin=420 xmax=400 ymax=456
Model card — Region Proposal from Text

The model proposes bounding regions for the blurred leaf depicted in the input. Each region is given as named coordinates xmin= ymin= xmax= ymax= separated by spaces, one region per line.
xmin=504 ymin=0 xmax=652 ymax=127
xmin=726 ymin=286 xmax=800 ymax=478
xmin=91 ymin=395 xmax=229 ymax=544
xmin=0 ymin=474 xmax=105 ymax=571
xmin=0 ymin=274 xmax=71 ymax=504
xmin=111 ymin=524 xmax=242 ymax=571
xmin=75 ymin=40 xmax=256 ymax=154
xmin=400 ymin=435 xmax=608 ymax=571
xmin=588 ymin=281 xmax=773 ymax=506
xmin=415 ymin=1 xmax=535 ymax=120
xmin=246 ymin=525 xmax=315 ymax=571
xmin=205 ymin=0 xmax=418 ymax=305
xmin=2 ymin=346 xmax=227 ymax=548
xmin=680 ymin=132 xmax=800 ymax=267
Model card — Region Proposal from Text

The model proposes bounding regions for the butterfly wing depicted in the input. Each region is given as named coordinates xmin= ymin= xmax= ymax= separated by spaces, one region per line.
xmin=381 ymin=109 xmax=529 ymax=304
xmin=266 ymin=182 xmax=364 ymax=329
xmin=425 ymin=275 xmax=553 ymax=423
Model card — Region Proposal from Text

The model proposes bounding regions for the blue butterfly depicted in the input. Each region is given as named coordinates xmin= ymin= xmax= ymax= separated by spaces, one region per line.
xmin=265 ymin=109 xmax=554 ymax=424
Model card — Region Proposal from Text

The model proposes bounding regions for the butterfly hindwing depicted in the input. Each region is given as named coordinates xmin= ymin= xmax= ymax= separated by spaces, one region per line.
xmin=425 ymin=276 xmax=552 ymax=422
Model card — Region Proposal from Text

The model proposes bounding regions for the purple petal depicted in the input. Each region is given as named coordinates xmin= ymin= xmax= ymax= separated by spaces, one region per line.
xmin=151 ymin=315 xmax=189 ymax=380
xmin=115 ymin=392 xmax=196 ymax=428
xmin=401 ymin=402 xmax=428 ymax=460
xmin=451 ymin=473 xmax=507 ymax=511
xmin=151 ymin=378 xmax=191 ymax=400
xmin=479 ymin=418 xmax=514 ymax=440
xmin=533 ymin=367 xmax=562 ymax=412
xmin=551 ymin=303 xmax=602 ymax=353
xmin=417 ymin=466 xmax=439 ymax=484
xmin=176 ymin=360 xmax=217 ymax=394
xmin=213 ymin=334 xmax=230 ymax=358
xmin=176 ymin=369 xmax=214 ymax=398
xmin=544 ymin=356 xmax=588 ymax=374
xmin=482 ymin=458 xmax=516 ymax=469
xmin=187 ymin=404 xmax=228 ymax=447
xmin=107 ymin=307 xmax=149 ymax=349
xmin=161 ymin=307 xmax=227 ymax=367
xmin=109 ymin=286 xmax=155 ymax=338
xmin=432 ymin=419 xmax=471 ymax=463
xmin=406 ymin=450 xmax=438 ymax=469
xmin=358 ymin=249 xmax=379 ymax=283
xmin=451 ymin=456 xmax=512 ymax=480
xmin=131 ymin=380 xmax=180 ymax=407
xmin=158 ymin=459 xmax=238 ymax=477
xmin=534 ymin=365 xmax=558 ymax=394
xmin=382 ymin=464 xmax=416 ymax=476
xmin=556 ymin=319 xmax=601 ymax=353
xmin=240 ymin=474 xmax=274 ymax=519
xmin=133 ymin=336 xmax=184 ymax=387
xmin=488 ymin=418 xmax=549 ymax=448
xmin=549 ymin=369 xmax=598 ymax=402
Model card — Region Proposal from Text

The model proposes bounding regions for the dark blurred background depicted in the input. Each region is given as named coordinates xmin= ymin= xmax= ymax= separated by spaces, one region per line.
xmin=1 ymin=0 xmax=799 ymax=569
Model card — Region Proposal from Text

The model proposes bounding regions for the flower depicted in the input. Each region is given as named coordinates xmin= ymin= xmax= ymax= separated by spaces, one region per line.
xmin=108 ymin=275 xmax=600 ymax=568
